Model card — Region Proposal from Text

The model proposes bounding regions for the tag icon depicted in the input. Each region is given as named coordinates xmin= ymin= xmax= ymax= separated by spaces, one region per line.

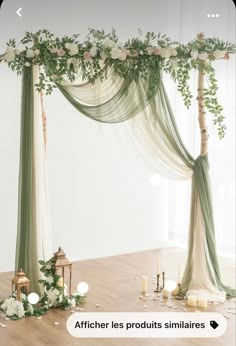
xmin=210 ymin=320 xmax=219 ymax=329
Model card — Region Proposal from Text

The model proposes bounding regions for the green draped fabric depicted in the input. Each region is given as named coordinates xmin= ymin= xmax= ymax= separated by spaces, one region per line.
xmin=57 ymin=77 xmax=235 ymax=299
xmin=16 ymin=66 xmax=41 ymax=293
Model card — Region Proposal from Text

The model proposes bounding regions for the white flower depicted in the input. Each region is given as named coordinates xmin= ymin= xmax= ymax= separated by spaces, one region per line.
xmin=45 ymin=276 xmax=53 ymax=284
xmin=24 ymin=62 xmax=31 ymax=67
xmin=170 ymin=48 xmax=177 ymax=56
xmin=46 ymin=264 xmax=51 ymax=270
xmin=58 ymin=294 xmax=63 ymax=303
xmin=15 ymin=49 xmax=21 ymax=56
xmin=69 ymin=43 xmax=79 ymax=56
xmin=190 ymin=50 xmax=198 ymax=59
xmin=198 ymin=52 xmax=208 ymax=60
xmin=26 ymin=49 xmax=34 ymax=58
xmin=103 ymin=38 xmax=115 ymax=49
xmin=70 ymin=298 xmax=76 ymax=308
xmin=34 ymin=49 xmax=40 ymax=56
xmin=160 ymin=47 xmax=171 ymax=58
xmin=148 ymin=39 xmax=157 ymax=46
xmin=4 ymin=47 xmax=15 ymax=62
xmin=111 ymin=47 xmax=121 ymax=59
xmin=90 ymin=46 xmax=97 ymax=57
xmin=67 ymin=58 xmax=73 ymax=66
xmin=213 ymin=50 xmax=225 ymax=59
xmin=15 ymin=301 xmax=25 ymax=318
xmin=65 ymin=42 xmax=71 ymax=50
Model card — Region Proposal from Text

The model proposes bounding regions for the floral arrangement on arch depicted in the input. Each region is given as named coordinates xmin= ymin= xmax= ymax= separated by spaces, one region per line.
xmin=0 ymin=29 xmax=235 ymax=138
xmin=0 ymin=257 xmax=85 ymax=320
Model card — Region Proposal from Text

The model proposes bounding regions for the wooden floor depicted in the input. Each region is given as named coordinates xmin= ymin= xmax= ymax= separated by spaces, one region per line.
xmin=0 ymin=248 xmax=235 ymax=346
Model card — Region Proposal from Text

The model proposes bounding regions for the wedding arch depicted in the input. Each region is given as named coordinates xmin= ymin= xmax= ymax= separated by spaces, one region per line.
xmin=1 ymin=29 xmax=235 ymax=302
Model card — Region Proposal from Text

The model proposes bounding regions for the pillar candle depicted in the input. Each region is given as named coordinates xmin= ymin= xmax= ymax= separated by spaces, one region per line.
xmin=187 ymin=295 xmax=197 ymax=307
xmin=198 ymin=297 xmax=208 ymax=308
xmin=141 ymin=276 xmax=148 ymax=294
xmin=157 ymin=255 xmax=161 ymax=275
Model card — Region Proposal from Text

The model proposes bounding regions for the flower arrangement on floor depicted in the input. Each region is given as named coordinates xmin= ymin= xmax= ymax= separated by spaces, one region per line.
xmin=0 ymin=29 xmax=235 ymax=138
xmin=0 ymin=257 xmax=85 ymax=320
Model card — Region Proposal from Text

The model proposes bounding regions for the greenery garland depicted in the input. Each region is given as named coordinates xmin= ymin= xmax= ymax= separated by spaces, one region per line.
xmin=0 ymin=257 xmax=85 ymax=320
xmin=0 ymin=29 xmax=235 ymax=138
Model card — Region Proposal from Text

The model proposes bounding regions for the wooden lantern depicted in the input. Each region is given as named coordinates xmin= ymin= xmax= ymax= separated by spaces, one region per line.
xmin=54 ymin=247 xmax=72 ymax=295
xmin=12 ymin=268 xmax=30 ymax=301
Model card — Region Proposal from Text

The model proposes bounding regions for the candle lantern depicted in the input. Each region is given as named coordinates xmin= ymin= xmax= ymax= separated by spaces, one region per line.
xmin=54 ymin=247 xmax=72 ymax=296
xmin=12 ymin=268 xmax=30 ymax=301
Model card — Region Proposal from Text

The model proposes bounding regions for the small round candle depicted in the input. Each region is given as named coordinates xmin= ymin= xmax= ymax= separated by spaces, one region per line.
xmin=187 ymin=295 xmax=197 ymax=307
xmin=198 ymin=297 xmax=208 ymax=308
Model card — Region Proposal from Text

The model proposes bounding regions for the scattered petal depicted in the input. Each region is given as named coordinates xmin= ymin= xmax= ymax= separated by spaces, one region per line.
xmin=4 ymin=318 xmax=9 ymax=321
xmin=124 ymin=285 xmax=129 ymax=288
xmin=37 ymin=316 xmax=42 ymax=320
xmin=184 ymin=308 xmax=188 ymax=312
xmin=135 ymin=277 xmax=139 ymax=280
xmin=96 ymin=304 xmax=100 ymax=307
xmin=54 ymin=322 xmax=60 ymax=325
xmin=181 ymin=303 xmax=186 ymax=306
xmin=143 ymin=305 xmax=147 ymax=308
xmin=70 ymin=310 xmax=75 ymax=313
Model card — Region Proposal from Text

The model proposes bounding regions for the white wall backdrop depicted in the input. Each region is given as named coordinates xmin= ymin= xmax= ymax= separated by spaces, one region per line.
xmin=0 ymin=0 xmax=235 ymax=271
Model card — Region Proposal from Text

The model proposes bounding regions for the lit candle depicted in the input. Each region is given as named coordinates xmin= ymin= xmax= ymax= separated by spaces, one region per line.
xmin=141 ymin=276 xmax=148 ymax=294
xmin=187 ymin=295 xmax=197 ymax=307
xmin=58 ymin=276 xmax=64 ymax=287
xmin=198 ymin=297 xmax=208 ymax=308
xmin=157 ymin=255 xmax=161 ymax=275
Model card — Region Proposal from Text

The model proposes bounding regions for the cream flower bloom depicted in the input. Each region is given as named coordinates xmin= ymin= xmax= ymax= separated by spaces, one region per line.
xmin=69 ymin=43 xmax=79 ymax=56
xmin=24 ymin=62 xmax=31 ymax=67
xmin=198 ymin=52 xmax=208 ymax=60
xmin=90 ymin=46 xmax=97 ymax=57
xmin=26 ymin=49 xmax=34 ymax=58
xmin=4 ymin=47 xmax=15 ymax=62
xmin=103 ymin=38 xmax=115 ymax=49
xmin=213 ymin=50 xmax=226 ymax=59
xmin=160 ymin=47 xmax=171 ymax=58
xmin=111 ymin=47 xmax=121 ymax=59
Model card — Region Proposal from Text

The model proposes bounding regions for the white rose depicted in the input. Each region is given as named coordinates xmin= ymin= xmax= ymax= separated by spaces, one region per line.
xmin=170 ymin=48 xmax=177 ymax=56
xmin=26 ymin=49 xmax=34 ymax=58
xmin=34 ymin=49 xmax=40 ymax=56
xmin=24 ymin=62 xmax=31 ymax=67
xmin=103 ymin=38 xmax=115 ymax=49
xmin=90 ymin=46 xmax=97 ymax=57
xmin=213 ymin=50 xmax=225 ymax=59
xmin=190 ymin=50 xmax=198 ymax=59
xmin=198 ymin=52 xmax=208 ymax=60
xmin=65 ymin=42 xmax=71 ymax=50
xmin=160 ymin=47 xmax=171 ymax=58
xmin=4 ymin=47 xmax=15 ymax=62
xmin=15 ymin=49 xmax=21 ymax=56
xmin=69 ymin=43 xmax=79 ymax=56
xmin=111 ymin=47 xmax=121 ymax=59
xmin=45 ymin=276 xmax=53 ymax=284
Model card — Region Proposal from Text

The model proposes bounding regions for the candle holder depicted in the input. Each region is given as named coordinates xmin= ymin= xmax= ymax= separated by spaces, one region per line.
xmin=162 ymin=271 xmax=165 ymax=290
xmin=154 ymin=274 xmax=163 ymax=293
xmin=175 ymin=283 xmax=183 ymax=300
